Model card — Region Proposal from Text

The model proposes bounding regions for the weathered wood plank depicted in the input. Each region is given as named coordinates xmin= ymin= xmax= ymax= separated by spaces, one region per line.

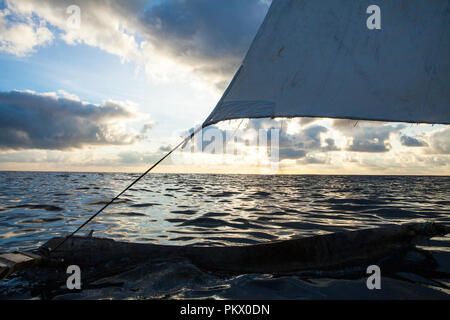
xmin=0 ymin=252 xmax=43 ymax=279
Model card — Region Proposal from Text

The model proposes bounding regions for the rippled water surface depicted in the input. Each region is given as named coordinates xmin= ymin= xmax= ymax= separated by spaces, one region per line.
xmin=0 ymin=172 xmax=449 ymax=251
xmin=0 ymin=172 xmax=449 ymax=299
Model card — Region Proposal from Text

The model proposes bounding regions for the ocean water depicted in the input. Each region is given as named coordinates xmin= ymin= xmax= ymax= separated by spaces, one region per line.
xmin=0 ymin=172 xmax=449 ymax=299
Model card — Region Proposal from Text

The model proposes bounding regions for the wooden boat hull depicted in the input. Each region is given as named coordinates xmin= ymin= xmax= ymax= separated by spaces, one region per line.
xmin=40 ymin=222 xmax=449 ymax=274
xmin=1 ymin=222 xmax=448 ymax=281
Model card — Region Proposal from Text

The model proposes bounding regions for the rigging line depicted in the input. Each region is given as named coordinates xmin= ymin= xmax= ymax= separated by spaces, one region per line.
xmin=49 ymin=126 xmax=203 ymax=253
xmin=230 ymin=119 xmax=244 ymax=140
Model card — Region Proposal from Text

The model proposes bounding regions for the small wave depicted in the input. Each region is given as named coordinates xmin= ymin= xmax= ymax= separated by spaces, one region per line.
xmin=322 ymin=198 xmax=385 ymax=205
xmin=112 ymin=212 xmax=147 ymax=217
xmin=284 ymin=208 xmax=302 ymax=214
xmin=252 ymin=191 xmax=271 ymax=197
xmin=209 ymin=191 xmax=239 ymax=198
xmin=87 ymin=199 xmax=131 ymax=206
xmin=203 ymin=212 xmax=228 ymax=217
xmin=207 ymin=236 xmax=260 ymax=245
xmin=170 ymin=210 xmax=197 ymax=215
xmin=248 ymin=232 xmax=277 ymax=240
xmin=9 ymin=204 xmax=64 ymax=212
xmin=285 ymin=199 xmax=304 ymax=203
xmin=166 ymin=188 xmax=181 ymax=191
xmin=180 ymin=217 xmax=224 ymax=228
xmin=368 ymin=208 xmax=422 ymax=218
xmin=20 ymin=217 xmax=63 ymax=224
xmin=166 ymin=218 xmax=186 ymax=223
xmin=242 ymin=207 xmax=264 ymax=212
xmin=329 ymin=204 xmax=365 ymax=212
xmin=130 ymin=203 xmax=160 ymax=208
xmin=256 ymin=216 xmax=281 ymax=222
xmin=170 ymin=236 xmax=196 ymax=241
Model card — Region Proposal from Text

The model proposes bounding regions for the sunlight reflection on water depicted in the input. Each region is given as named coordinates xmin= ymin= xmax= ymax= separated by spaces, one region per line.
xmin=0 ymin=172 xmax=449 ymax=252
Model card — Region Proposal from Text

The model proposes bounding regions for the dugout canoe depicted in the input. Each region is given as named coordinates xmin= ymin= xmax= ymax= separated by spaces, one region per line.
xmin=1 ymin=221 xmax=448 ymax=281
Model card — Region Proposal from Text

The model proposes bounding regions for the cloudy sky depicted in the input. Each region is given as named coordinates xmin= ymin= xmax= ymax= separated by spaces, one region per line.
xmin=0 ymin=0 xmax=448 ymax=175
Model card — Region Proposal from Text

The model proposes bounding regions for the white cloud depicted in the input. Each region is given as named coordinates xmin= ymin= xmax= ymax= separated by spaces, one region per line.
xmin=430 ymin=127 xmax=450 ymax=154
xmin=0 ymin=90 xmax=147 ymax=150
xmin=0 ymin=8 xmax=53 ymax=56
xmin=3 ymin=0 xmax=269 ymax=90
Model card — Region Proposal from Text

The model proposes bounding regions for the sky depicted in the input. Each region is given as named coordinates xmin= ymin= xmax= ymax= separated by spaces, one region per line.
xmin=0 ymin=0 xmax=449 ymax=175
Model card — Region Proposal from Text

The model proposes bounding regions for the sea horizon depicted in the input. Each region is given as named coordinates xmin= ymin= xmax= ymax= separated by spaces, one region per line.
xmin=0 ymin=170 xmax=448 ymax=177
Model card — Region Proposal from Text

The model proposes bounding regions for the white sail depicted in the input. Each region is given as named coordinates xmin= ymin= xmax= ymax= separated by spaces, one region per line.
xmin=203 ymin=0 xmax=450 ymax=127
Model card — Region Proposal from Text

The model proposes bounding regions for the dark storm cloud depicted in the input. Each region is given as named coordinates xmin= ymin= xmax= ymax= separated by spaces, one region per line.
xmin=348 ymin=140 xmax=389 ymax=152
xmin=331 ymin=120 xmax=405 ymax=153
xmin=323 ymin=138 xmax=339 ymax=151
xmin=296 ymin=125 xmax=328 ymax=149
xmin=0 ymin=90 xmax=140 ymax=150
xmin=347 ymin=125 xmax=405 ymax=153
xmin=140 ymin=0 xmax=270 ymax=79
xmin=279 ymin=148 xmax=307 ymax=160
xmin=400 ymin=135 xmax=428 ymax=147
xmin=276 ymin=125 xmax=339 ymax=161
